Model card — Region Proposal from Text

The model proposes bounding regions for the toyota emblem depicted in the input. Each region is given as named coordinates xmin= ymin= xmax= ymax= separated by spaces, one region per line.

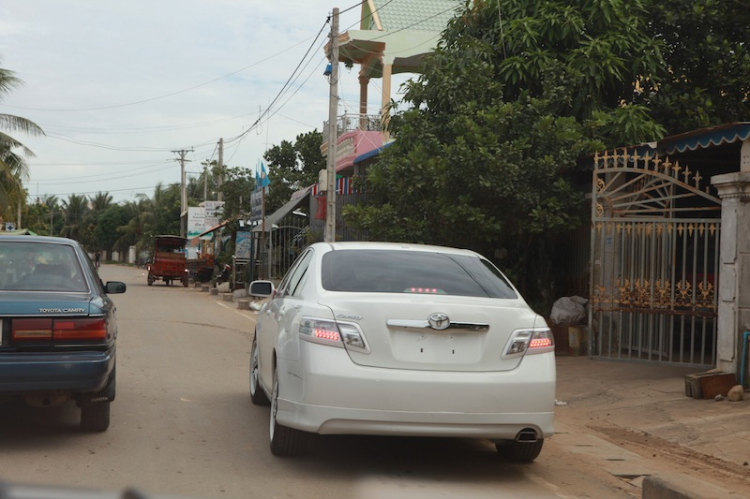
xmin=428 ymin=313 xmax=450 ymax=330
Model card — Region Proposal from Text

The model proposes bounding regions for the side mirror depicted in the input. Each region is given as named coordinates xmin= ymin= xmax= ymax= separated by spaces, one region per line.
xmin=248 ymin=280 xmax=274 ymax=297
xmin=105 ymin=281 xmax=127 ymax=294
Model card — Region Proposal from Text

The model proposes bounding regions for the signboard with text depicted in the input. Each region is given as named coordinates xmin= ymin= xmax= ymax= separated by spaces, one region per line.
xmin=187 ymin=201 xmax=225 ymax=240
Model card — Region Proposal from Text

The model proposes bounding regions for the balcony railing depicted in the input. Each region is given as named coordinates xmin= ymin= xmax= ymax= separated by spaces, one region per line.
xmin=323 ymin=113 xmax=382 ymax=138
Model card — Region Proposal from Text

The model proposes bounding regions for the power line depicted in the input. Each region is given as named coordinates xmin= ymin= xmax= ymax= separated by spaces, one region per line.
xmin=226 ymin=18 xmax=331 ymax=145
xmin=45 ymin=132 xmax=218 ymax=153
xmin=34 ymin=163 xmax=178 ymax=185
xmin=3 ymin=35 xmax=330 ymax=113
xmin=39 ymin=111 xmax=258 ymax=135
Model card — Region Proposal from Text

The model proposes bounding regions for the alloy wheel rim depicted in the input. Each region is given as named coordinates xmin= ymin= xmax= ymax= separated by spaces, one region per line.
xmin=250 ymin=342 xmax=259 ymax=394
xmin=270 ymin=372 xmax=278 ymax=440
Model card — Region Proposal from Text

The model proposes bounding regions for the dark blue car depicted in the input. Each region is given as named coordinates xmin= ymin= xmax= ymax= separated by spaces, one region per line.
xmin=0 ymin=235 xmax=126 ymax=431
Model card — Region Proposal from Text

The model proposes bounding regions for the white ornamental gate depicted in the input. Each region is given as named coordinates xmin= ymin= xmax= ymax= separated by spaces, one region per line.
xmin=590 ymin=149 xmax=721 ymax=367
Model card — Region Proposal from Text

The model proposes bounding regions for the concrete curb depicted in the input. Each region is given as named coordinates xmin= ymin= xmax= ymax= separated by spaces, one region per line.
xmin=642 ymin=473 xmax=747 ymax=499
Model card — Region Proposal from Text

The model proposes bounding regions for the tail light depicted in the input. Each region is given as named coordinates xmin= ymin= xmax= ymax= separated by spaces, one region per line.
xmin=299 ymin=318 xmax=369 ymax=353
xmin=505 ymin=328 xmax=555 ymax=357
xmin=13 ymin=318 xmax=108 ymax=341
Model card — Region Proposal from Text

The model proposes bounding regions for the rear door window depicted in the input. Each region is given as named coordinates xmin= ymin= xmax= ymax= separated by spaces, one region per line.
xmin=286 ymin=250 xmax=313 ymax=297
xmin=0 ymin=241 xmax=88 ymax=292
xmin=321 ymin=250 xmax=516 ymax=299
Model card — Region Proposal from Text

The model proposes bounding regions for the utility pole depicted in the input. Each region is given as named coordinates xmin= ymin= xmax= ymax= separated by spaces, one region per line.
xmin=203 ymin=161 xmax=208 ymax=201
xmin=217 ymin=138 xmax=224 ymax=202
xmin=172 ymin=149 xmax=193 ymax=238
xmin=324 ymin=7 xmax=339 ymax=243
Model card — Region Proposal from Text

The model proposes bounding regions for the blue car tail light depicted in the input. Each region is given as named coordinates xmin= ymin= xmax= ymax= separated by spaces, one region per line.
xmin=12 ymin=318 xmax=107 ymax=342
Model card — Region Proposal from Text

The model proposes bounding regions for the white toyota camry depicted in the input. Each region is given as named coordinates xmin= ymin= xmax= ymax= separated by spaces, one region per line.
xmin=248 ymin=242 xmax=555 ymax=461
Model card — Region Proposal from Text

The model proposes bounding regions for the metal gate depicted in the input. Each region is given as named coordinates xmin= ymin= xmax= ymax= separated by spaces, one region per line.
xmin=590 ymin=149 xmax=721 ymax=367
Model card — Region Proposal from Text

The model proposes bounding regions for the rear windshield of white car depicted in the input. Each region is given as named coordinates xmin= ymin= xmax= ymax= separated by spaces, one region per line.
xmin=0 ymin=241 xmax=88 ymax=292
xmin=321 ymin=250 xmax=517 ymax=299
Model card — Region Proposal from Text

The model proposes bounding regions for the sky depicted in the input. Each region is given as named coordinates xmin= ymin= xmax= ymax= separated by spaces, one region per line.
xmin=0 ymin=1 xmax=413 ymax=204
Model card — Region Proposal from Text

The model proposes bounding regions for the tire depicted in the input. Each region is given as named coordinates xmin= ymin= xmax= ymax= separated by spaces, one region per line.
xmin=182 ymin=277 xmax=188 ymax=287
xmin=147 ymin=274 xmax=155 ymax=286
xmin=495 ymin=438 xmax=544 ymax=463
xmin=269 ymin=365 xmax=307 ymax=456
xmin=250 ymin=337 xmax=270 ymax=405
xmin=81 ymin=402 xmax=111 ymax=432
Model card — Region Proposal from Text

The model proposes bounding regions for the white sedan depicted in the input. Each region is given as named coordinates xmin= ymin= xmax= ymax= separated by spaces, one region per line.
xmin=248 ymin=242 xmax=555 ymax=461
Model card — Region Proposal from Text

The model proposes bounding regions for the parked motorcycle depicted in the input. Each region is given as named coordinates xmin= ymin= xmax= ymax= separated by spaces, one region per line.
xmin=215 ymin=263 xmax=232 ymax=287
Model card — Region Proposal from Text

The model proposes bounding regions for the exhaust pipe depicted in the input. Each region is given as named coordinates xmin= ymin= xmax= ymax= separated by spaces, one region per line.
xmin=515 ymin=429 xmax=539 ymax=442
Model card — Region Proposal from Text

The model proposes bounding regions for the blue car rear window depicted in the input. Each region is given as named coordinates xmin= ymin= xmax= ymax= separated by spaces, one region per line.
xmin=0 ymin=242 xmax=88 ymax=292
xmin=321 ymin=250 xmax=517 ymax=299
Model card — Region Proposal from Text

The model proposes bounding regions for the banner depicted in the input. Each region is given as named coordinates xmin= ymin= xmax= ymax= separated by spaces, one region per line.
xmin=250 ymin=190 xmax=263 ymax=222
xmin=235 ymin=231 xmax=252 ymax=260
xmin=187 ymin=201 xmax=225 ymax=240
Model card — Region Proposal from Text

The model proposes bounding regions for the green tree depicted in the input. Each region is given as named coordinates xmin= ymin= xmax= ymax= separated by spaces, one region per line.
xmin=344 ymin=0 xmax=672 ymax=310
xmin=115 ymin=196 xmax=154 ymax=257
xmin=147 ymin=182 xmax=182 ymax=236
xmin=95 ymin=204 xmax=130 ymax=257
xmin=264 ymin=130 xmax=325 ymax=212
xmin=82 ymin=192 xmax=115 ymax=252
xmin=25 ymin=195 xmax=62 ymax=235
xmin=60 ymin=194 xmax=90 ymax=242
xmin=0 ymin=61 xmax=44 ymax=224
xmin=643 ymin=0 xmax=750 ymax=133
xmin=188 ymin=160 xmax=220 ymax=203
xmin=219 ymin=166 xmax=255 ymax=222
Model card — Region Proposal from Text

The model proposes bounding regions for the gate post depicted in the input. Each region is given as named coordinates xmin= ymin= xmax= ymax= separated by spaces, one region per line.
xmin=711 ymin=172 xmax=750 ymax=376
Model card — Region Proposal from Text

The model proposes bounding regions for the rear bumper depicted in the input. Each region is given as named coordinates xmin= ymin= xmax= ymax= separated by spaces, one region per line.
xmin=276 ymin=344 xmax=555 ymax=439
xmin=0 ymin=349 xmax=115 ymax=394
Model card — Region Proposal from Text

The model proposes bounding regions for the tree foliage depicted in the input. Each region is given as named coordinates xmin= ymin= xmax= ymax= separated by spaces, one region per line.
xmin=264 ymin=130 xmax=325 ymax=212
xmin=643 ymin=0 xmax=750 ymax=132
xmin=218 ymin=165 xmax=255 ymax=222
xmin=0 ymin=60 xmax=44 ymax=222
xmin=345 ymin=0 xmax=713 ymax=311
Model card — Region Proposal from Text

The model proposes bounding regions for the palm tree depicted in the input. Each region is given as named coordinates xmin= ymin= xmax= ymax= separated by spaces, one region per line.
xmin=115 ymin=196 xmax=154 ymax=256
xmin=89 ymin=192 xmax=113 ymax=212
xmin=0 ymin=62 xmax=45 ymax=225
xmin=60 ymin=194 xmax=90 ymax=242
xmin=42 ymin=195 xmax=60 ymax=235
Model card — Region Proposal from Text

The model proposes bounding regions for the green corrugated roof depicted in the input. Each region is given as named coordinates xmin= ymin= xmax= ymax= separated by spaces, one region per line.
xmin=372 ymin=0 xmax=462 ymax=32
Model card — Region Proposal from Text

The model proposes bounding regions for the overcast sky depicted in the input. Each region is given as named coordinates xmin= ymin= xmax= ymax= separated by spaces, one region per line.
xmin=0 ymin=1 xmax=413 ymax=204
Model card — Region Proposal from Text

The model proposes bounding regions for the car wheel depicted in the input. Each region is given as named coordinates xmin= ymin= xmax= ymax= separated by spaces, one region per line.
xmin=495 ymin=438 xmax=544 ymax=463
xmin=81 ymin=402 xmax=111 ymax=432
xmin=250 ymin=337 xmax=270 ymax=406
xmin=269 ymin=365 xmax=306 ymax=456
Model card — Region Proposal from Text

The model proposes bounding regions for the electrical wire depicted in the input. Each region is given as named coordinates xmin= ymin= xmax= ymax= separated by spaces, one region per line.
xmin=4 ymin=35 xmax=330 ymax=113
xmin=225 ymin=18 xmax=331 ymax=145
xmin=35 ymin=163 xmax=179 ymax=185
xmin=45 ymin=132 xmax=218 ymax=153
xmin=39 ymin=111 xmax=258 ymax=135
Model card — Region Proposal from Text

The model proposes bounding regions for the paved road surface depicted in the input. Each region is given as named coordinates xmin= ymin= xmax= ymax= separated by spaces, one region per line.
xmin=0 ymin=264 xmax=638 ymax=499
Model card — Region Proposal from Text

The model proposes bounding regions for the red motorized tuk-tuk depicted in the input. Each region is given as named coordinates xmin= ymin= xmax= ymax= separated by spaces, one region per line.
xmin=147 ymin=235 xmax=189 ymax=287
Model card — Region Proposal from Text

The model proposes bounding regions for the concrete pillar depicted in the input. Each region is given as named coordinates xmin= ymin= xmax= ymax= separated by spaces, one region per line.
xmin=741 ymin=139 xmax=750 ymax=172
xmin=380 ymin=62 xmax=392 ymax=143
xmin=710 ymin=171 xmax=750 ymax=376
xmin=359 ymin=74 xmax=369 ymax=130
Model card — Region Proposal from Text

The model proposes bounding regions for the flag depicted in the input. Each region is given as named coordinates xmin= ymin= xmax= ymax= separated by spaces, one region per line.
xmin=255 ymin=167 xmax=262 ymax=191
xmin=259 ymin=160 xmax=271 ymax=189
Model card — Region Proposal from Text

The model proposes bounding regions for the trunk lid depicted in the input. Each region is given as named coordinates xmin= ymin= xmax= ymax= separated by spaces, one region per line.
xmin=0 ymin=293 xmax=93 ymax=317
xmin=319 ymin=292 xmax=539 ymax=372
